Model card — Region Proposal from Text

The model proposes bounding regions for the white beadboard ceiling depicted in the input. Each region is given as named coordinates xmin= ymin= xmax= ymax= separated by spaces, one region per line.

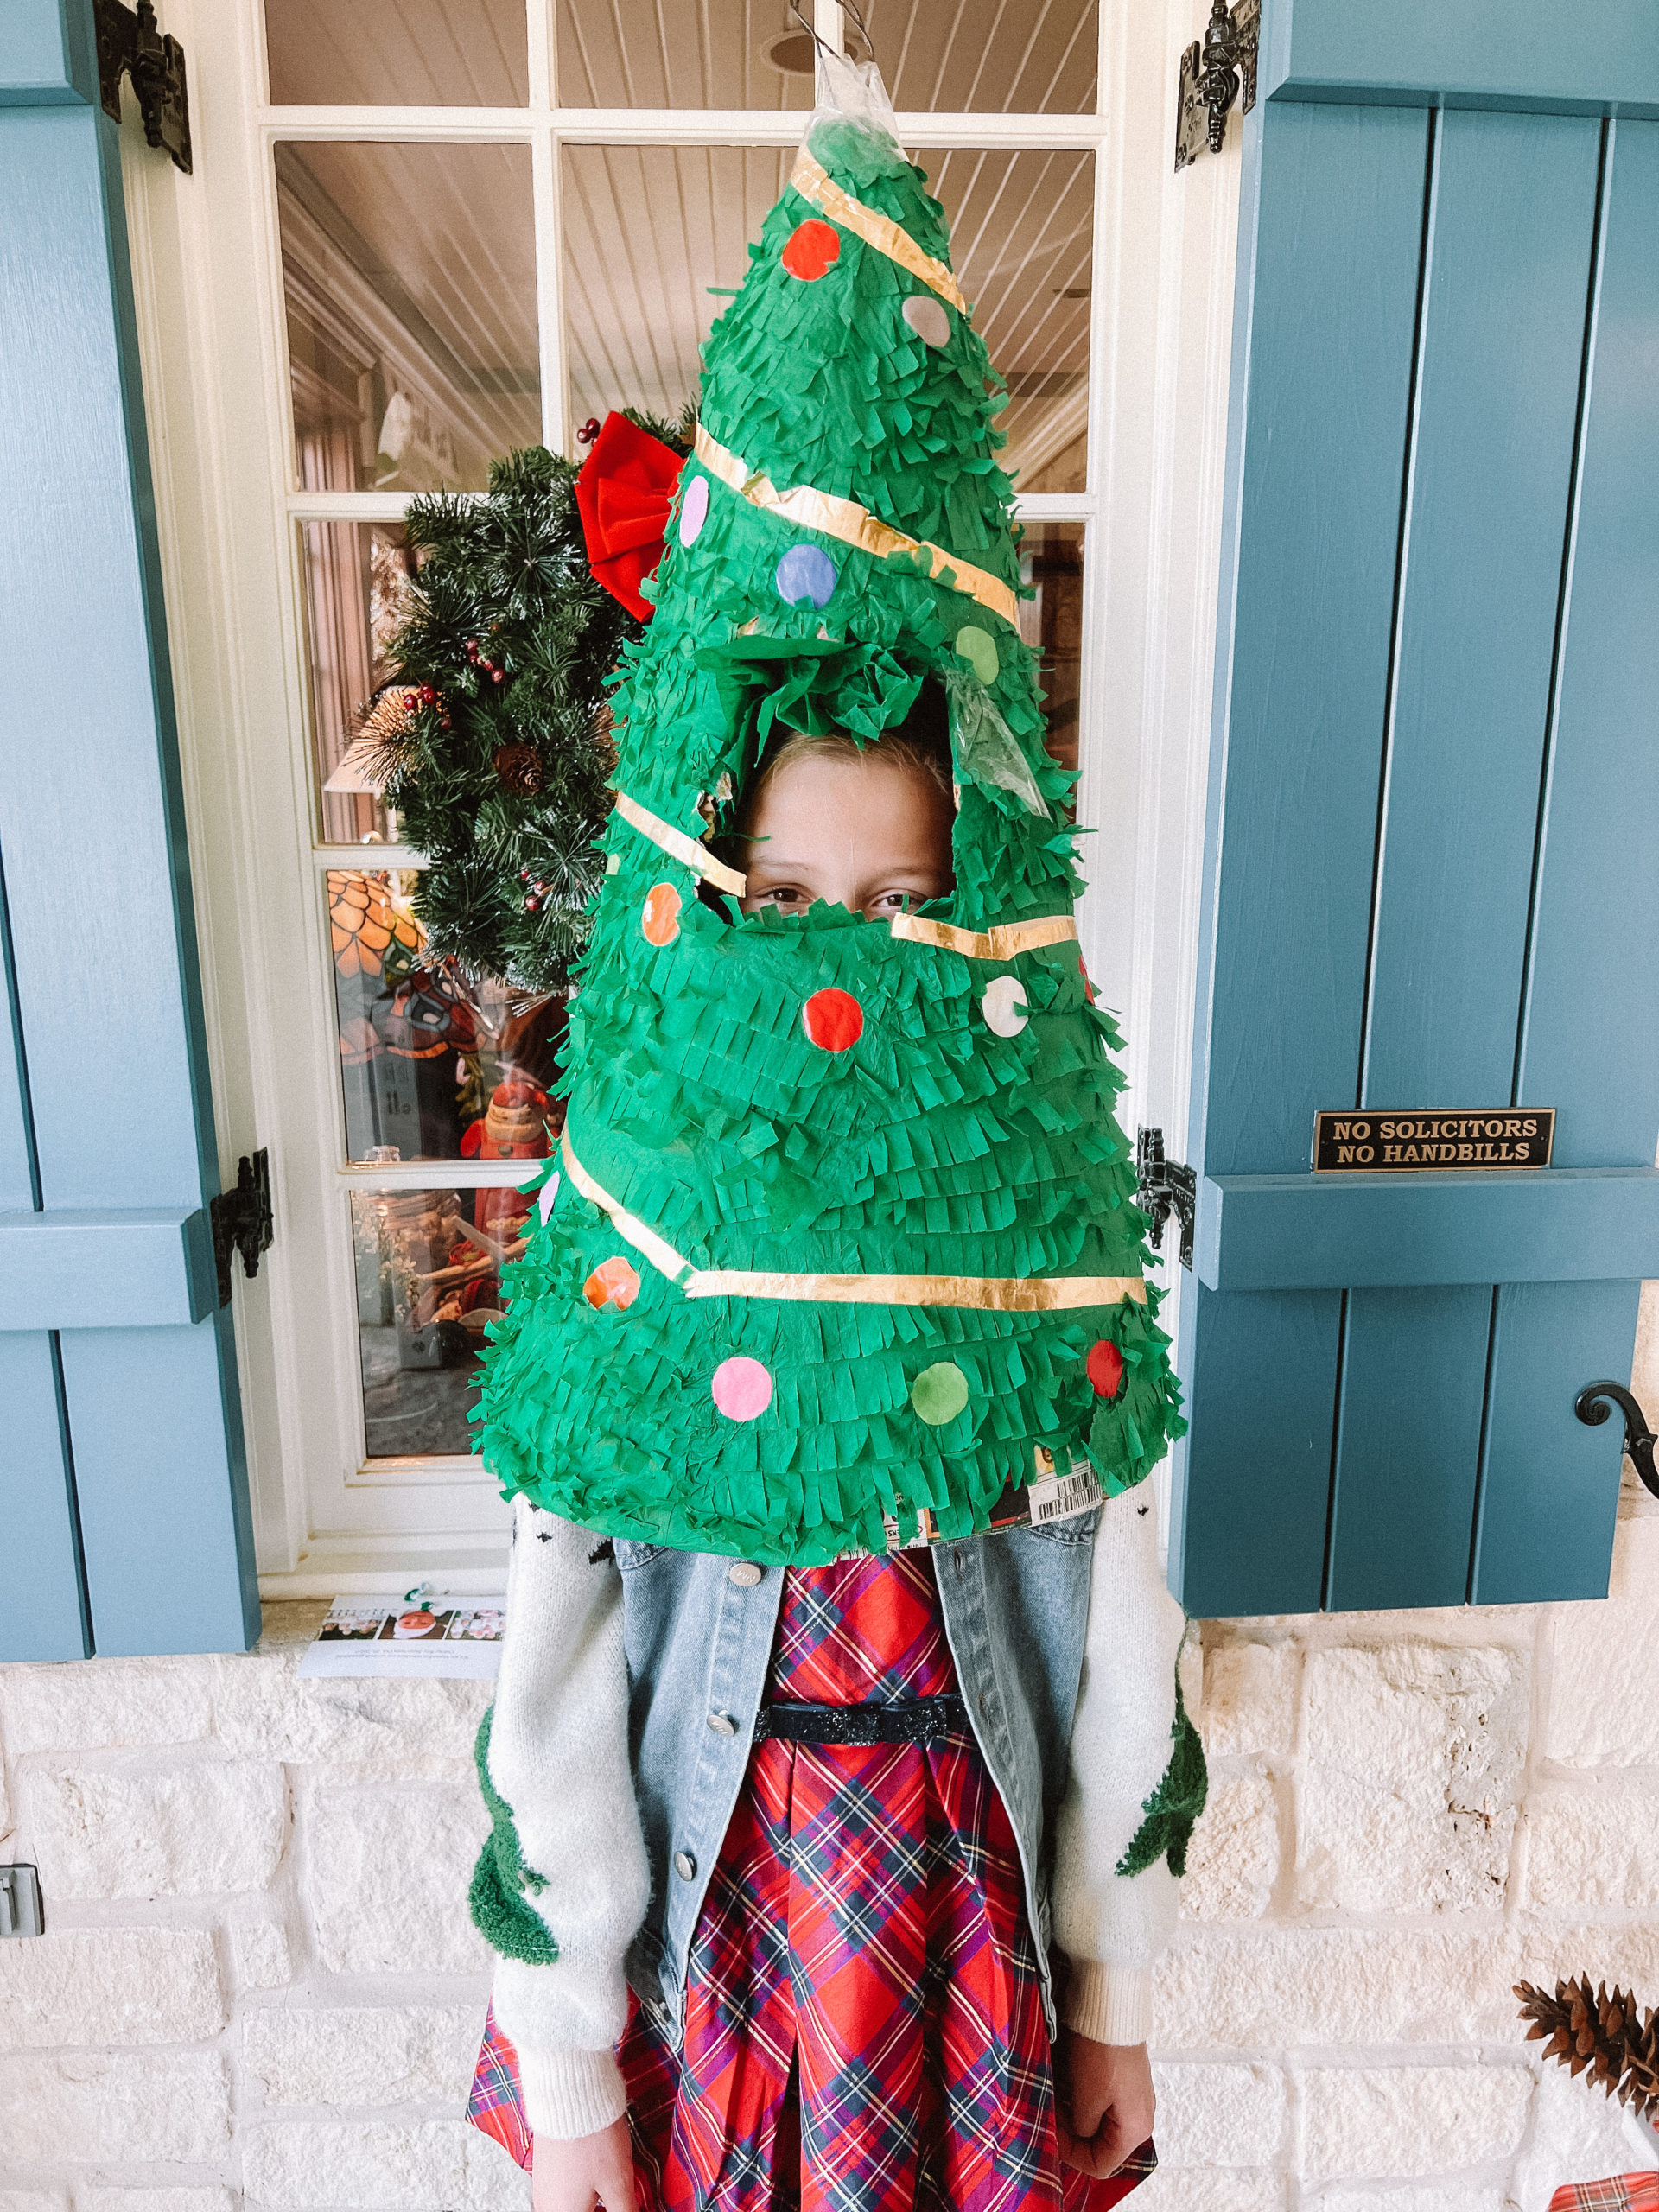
xmin=563 ymin=143 xmax=1093 ymax=480
xmin=264 ymin=0 xmax=1096 ymax=112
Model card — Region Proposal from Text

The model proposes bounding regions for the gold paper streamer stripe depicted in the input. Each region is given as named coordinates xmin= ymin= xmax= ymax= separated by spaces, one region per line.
xmin=889 ymin=912 xmax=1079 ymax=962
xmin=613 ymin=791 xmax=747 ymax=898
xmin=791 ymin=149 xmax=969 ymax=315
xmin=563 ymin=1132 xmax=1145 ymax=1313
xmin=562 ymin=1128 xmax=695 ymax=1287
xmin=694 ymin=425 xmax=1020 ymax=631
xmin=686 ymin=1269 xmax=1147 ymax=1312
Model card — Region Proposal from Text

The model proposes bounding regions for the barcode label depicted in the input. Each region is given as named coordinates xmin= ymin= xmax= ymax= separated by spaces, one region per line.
xmin=1026 ymin=1465 xmax=1104 ymax=1525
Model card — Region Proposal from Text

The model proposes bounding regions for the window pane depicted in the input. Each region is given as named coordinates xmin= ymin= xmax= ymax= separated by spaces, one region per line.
xmin=561 ymin=144 xmax=1090 ymax=488
xmin=301 ymin=521 xmax=411 ymax=844
xmin=926 ymin=149 xmax=1092 ymax=490
xmin=556 ymin=0 xmax=1096 ymax=112
xmin=328 ymin=869 xmax=565 ymax=1164
xmin=266 ymin=0 xmax=530 ymax=106
xmin=1019 ymin=522 xmax=1084 ymax=774
xmin=352 ymin=1185 xmax=524 ymax=1458
xmin=277 ymin=140 xmax=539 ymax=494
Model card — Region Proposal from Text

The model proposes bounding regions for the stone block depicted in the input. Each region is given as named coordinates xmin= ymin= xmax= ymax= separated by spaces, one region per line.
xmin=1321 ymin=2192 xmax=1505 ymax=2212
xmin=19 ymin=1758 xmax=286 ymax=1898
xmin=1179 ymin=1776 xmax=1279 ymax=1921
xmin=1131 ymin=2171 xmax=1283 ymax=2212
xmin=1524 ymin=1787 xmax=1659 ymax=1911
xmin=1547 ymin=1518 xmax=1659 ymax=1766
xmin=0 ymin=1925 xmax=223 ymax=2050
xmin=1298 ymin=2064 xmax=1531 ymax=2182
xmin=0 ymin=2195 xmax=69 ymax=2212
xmin=1199 ymin=1642 xmax=1300 ymax=1758
xmin=1153 ymin=1928 xmax=1524 ymax=2048
xmin=1511 ymin=2063 xmax=1659 ymax=2211
xmin=81 ymin=2194 xmax=237 ymax=2212
xmin=242 ymin=2118 xmax=527 ymax=2209
xmin=235 ymin=1917 xmax=294 ymax=1991
xmin=305 ymin=1787 xmax=490 ymax=1975
xmin=0 ymin=2052 xmax=230 ymax=2162
xmin=1150 ymin=2062 xmax=1285 ymax=2166
xmin=245 ymin=2003 xmax=483 ymax=2107
xmin=0 ymin=1657 xmax=212 ymax=1755
xmin=1298 ymin=1643 xmax=1528 ymax=1912
xmin=212 ymin=1653 xmax=489 ymax=1769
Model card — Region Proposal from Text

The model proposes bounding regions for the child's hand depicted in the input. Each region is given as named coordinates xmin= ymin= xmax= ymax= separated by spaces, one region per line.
xmin=531 ymin=2117 xmax=637 ymax=2212
xmin=1055 ymin=2032 xmax=1155 ymax=2177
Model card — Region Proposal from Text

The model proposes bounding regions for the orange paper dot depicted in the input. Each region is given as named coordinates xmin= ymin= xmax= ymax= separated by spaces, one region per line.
xmin=782 ymin=219 xmax=841 ymax=281
xmin=802 ymin=988 xmax=863 ymax=1052
xmin=583 ymin=1255 xmax=640 ymax=1312
xmin=641 ymin=882 xmax=682 ymax=946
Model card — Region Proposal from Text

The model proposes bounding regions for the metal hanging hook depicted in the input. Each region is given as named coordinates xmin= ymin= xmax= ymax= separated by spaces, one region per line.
xmin=1574 ymin=1381 xmax=1659 ymax=1499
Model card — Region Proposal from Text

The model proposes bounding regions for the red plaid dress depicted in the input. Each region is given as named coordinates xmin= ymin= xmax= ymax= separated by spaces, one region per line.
xmin=470 ymin=1550 xmax=1155 ymax=2212
xmin=1548 ymin=2179 xmax=1659 ymax=2210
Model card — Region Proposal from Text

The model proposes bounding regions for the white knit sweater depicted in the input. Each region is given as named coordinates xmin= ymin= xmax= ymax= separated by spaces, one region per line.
xmin=485 ymin=1490 xmax=1189 ymax=2139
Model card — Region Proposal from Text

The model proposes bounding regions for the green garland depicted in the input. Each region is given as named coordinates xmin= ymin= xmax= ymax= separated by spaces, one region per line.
xmin=376 ymin=429 xmax=686 ymax=995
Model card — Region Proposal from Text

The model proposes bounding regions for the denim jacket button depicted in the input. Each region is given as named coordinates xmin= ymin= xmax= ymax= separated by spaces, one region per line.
xmin=674 ymin=1850 xmax=697 ymax=1880
xmin=728 ymin=1560 xmax=763 ymax=1587
xmin=707 ymin=1712 xmax=738 ymax=1736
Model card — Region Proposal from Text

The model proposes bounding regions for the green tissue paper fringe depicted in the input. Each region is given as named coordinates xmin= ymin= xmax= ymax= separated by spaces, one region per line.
xmin=474 ymin=91 xmax=1186 ymax=1563
xmin=1116 ymin=1669 xmax=1210 ymax=1880
xmin=468 ymin=1708 xmax=558 ymax=1966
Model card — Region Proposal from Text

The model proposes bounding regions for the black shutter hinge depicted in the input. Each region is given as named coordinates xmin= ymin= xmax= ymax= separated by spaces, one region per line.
xmin=1175 ymin=0 xmax=1259 ymax=173
xmin=95 ymin=0 xmax=193 ymax=175
xmin=210 ymin=1149 xmax=272 ymax=1307
xmin=1135 ymin=1126 xmax=1198 ymax=1272
xmin=1574 ymin=1382 xmax=1659 ymax=1501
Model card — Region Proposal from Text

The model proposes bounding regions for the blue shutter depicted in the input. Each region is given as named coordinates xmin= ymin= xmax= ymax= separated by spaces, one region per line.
xmin=0 ymin=0 xmax=258 ymax=1659
xmin=1173 ymin=0 xmax=1659 ymax=1617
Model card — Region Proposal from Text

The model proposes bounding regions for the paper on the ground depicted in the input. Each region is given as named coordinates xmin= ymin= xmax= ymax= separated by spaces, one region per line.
xmin=296 ymin=1595 xmax=506 ymax=1679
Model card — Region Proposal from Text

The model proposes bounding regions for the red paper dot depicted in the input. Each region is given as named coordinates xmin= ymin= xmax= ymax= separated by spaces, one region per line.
xmin=641 ymin=882 xmax=681 ymax=946
xmin=1087 ymin=1339 xmax=1125 ymax=1400
xmin=782 ymin=219 xmax=841 ymax=281
xmin=802 ymin=988 xmax=863 ymax=1052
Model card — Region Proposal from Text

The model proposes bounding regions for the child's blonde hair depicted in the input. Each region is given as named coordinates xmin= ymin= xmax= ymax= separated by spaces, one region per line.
xmin=735 ymin=681 xmax=953 ymax=834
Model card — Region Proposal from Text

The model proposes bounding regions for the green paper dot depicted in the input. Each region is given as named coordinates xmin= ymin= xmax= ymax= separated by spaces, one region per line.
xmin=911 ymin=1362 xmax=969 ymax=1427
xmin=956 ymin=626 xmax=999 ymax=685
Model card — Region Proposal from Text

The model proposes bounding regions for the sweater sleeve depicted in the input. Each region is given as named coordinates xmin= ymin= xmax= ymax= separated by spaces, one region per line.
xmin=1051 ymin=1483 xmax=1206 ymax=2047
xmin=471 ymin=1497 xmax=652 ymax=2140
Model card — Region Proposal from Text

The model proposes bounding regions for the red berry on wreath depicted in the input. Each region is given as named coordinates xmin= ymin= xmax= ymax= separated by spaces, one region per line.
xmin=419 ymin=683 xmax=437 ymax=705
xmin=524 ymin=894 xmax=541 ymax=911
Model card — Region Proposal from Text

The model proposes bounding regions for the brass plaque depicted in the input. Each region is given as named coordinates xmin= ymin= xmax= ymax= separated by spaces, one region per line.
xmin=1313 ymin=1109 xmax=1554 ymax=1173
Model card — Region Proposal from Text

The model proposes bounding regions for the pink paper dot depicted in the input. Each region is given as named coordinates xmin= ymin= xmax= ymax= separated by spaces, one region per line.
xmin=712 ymin=1356 xmax=773 ymax=1422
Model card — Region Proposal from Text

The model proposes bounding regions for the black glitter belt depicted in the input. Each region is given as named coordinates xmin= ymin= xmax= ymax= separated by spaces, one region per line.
xmin=753 ymin=1694 xmax=971 ymax=1746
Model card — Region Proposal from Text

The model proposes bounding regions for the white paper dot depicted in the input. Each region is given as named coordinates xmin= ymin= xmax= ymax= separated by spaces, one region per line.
xmin=678 ymin=474 xmax=710 ymax=547
xmin=903 ymin=294 xmax=952 ymax=348
xmin=982 ymin=975 xmax=1028 ymax=1037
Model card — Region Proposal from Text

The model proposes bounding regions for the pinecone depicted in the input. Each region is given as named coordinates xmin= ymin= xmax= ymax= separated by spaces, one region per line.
xmin=493 ymin=742 xmax=544 ymax=796
xmin=1516 ymin=1974 xmax=1659 ymax=2124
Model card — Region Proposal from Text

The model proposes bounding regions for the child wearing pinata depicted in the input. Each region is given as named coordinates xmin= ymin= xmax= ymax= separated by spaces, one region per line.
xmin=466 ymin=52 xmax=1203 ymax=2212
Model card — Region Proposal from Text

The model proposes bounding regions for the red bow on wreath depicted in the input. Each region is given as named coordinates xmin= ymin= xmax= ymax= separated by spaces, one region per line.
xmin=575 ymin=411 xmax=687 ymax=622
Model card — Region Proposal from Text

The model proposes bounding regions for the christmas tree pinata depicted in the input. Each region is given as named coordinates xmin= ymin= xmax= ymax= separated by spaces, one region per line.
xmin=477 ymin=55 xmax=1185 ymax=1562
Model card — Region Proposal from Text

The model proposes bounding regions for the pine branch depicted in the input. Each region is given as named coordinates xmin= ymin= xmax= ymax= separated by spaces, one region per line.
xmin=1516 ymin=1975 xmax=1659 ymax=2125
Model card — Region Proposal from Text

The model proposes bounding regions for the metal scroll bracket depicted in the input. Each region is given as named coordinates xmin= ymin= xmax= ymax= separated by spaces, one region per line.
xmin=1175 ymin=0 xmax=1260 ymax=173
xmin=95 ymin=0 xmax=193 ymax=175
xmin=1136 ymin=1126 xmax=1198 ymax=1273
xmin=210 ymin=1149 xmax=273 ymax=1308
xmin=1574 ymin=1381 xmax=1659 ymax=1501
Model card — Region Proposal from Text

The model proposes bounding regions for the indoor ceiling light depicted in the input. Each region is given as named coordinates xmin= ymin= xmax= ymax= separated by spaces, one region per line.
xmin=761 ymin=27 xmax=871 ymax=77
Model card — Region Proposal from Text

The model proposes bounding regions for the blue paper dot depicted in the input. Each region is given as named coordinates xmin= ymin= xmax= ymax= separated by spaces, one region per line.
xmin=773 ymin=543 xmax=838 ymax=610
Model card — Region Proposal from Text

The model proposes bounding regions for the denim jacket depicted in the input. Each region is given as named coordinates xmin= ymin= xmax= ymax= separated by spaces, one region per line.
xmin=616 ymin=1516 xmax=1097 ymax=2039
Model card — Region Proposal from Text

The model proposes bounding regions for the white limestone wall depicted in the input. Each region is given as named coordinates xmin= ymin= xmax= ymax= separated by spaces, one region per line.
xmin=3 ymin=1310 xmax=1657 ymax=2210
